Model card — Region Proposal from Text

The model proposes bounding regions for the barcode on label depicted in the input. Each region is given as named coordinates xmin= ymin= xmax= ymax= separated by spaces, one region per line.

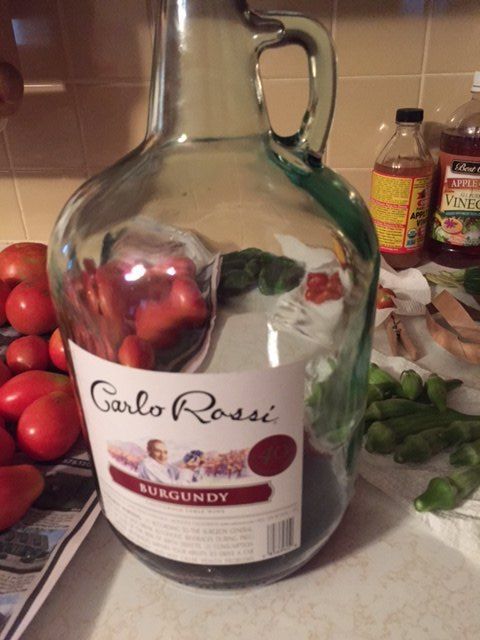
xmin=267 ymin=517 xmax=294 ymax=555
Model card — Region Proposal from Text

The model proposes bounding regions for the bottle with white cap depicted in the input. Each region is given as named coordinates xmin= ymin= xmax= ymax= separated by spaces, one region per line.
xmin=428 ymin=70 xmax=480 ymax=266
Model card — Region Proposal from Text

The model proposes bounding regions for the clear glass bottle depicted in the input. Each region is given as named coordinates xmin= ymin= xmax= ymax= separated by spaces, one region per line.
xmin=427 ymin=72 xmax=480 ymax=267
xmin=48 ymin=0 xmax=378 ymax=589
xmin=370 ymin=108 xmax=434 ymax=269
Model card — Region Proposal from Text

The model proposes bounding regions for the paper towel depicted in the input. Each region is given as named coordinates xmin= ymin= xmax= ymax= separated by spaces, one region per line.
xmin=360 ymin=349 xmax=480 ymax=565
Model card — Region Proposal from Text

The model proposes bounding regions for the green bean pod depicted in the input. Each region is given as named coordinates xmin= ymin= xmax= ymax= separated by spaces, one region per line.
xmin=365 ymin=409 xmax=470 ymax=454
xmin=366 ymin=384 xmax=383 ymax=406
xmin=441 ymin=420 xmax=480 ymax=446
xmin=450 ymin=438 xmax=480 ymax=467
xmin=365 ymin=399 xmax=430 ymax=422
xmin=368 ymin=364 xmax=404 ymax=397
xmin=414 ymin=463 xmax=480 ymax=512
xmin=364 ymin=421 xmax=396 ymax=454
xmin=394 ymin=428 xmax=448 ymax=464
xmin=400 ymin=369 xmax=424 ymax=400
xmin=426 ymin=374 xmax=448 ymax=412
xmin=382 ymin=408 xmax=464 ymax=442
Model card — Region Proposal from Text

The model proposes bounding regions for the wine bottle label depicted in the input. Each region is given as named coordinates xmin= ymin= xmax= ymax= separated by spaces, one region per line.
xmin=69 ymin=341 xmax=304 ymax=565
xmin=431 ymin=152 xmax=480 ymax=247
xmin=370 ymin=171 xmax=432 ymax=254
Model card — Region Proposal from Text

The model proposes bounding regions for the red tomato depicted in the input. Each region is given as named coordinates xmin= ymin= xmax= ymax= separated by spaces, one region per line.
xmin=306 ymin=273 xmax=329 ymax=291
xmin=0 ymin=370 xmax=72 ymax=422
xmin=49 ymin=328 xmax=68 ymax=371
xmin=150 ymin=257 xmax=196 ymax=280
xmin=6 ymin=335 xmax=50 ymax=374
xmin=0 ymin=465 xmax=45 ymax=532
xmin=376 ymin=285 xmax=396 ymax=310
xmin=96 ymin=262 xmax=130 ymax=321
xmin=0 ymin=359 xmax=12 ymax=387
xmin=82 ymin=268 xmax=101 ymax=315
xmin=135 ymin=300 xmax=180 ymax=349
xmin=17 ymin=391 xmax=81 ymax=461
xmin=6 ymin=279 xmax=57 ymax=335
xmin=305 ymin=271 xmax=343 ymax=305
xmin=0 ymin=242 xmax=47 ymax=287
xmin=168 ymin=277 xmax=208 ymax=327
xmin=118 ymin=335 xmax=155 ymax=369
xmin=0 ymin=279 xmax=10 ymax=325
xmin=0 ymin=424 xmax=15 ymax=465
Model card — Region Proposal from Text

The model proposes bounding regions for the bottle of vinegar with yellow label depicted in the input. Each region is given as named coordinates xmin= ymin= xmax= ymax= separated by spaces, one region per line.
xmin=370 ymin=108 xmax=434 ymax=269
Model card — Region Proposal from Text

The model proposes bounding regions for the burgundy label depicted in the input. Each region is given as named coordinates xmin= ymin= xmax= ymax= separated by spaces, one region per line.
xmin=445 ymin=178 xmax=480 ymax=189
xmin=248 ymin=435 xmax=297 ymax=477
xmin=109 ymin=465 xmax=272 ymax=506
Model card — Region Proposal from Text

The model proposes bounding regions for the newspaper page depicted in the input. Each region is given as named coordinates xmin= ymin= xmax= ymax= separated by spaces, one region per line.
xmin=0 ymin=326 xmax=100 ymax=640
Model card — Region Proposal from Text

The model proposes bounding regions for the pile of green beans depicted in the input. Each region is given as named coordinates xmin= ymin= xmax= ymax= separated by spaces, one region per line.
xmin=365 ymin=364 xmax=480 ymax=512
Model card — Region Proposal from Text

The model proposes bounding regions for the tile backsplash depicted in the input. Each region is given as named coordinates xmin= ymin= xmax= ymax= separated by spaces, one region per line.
xmin=1 ymin=0 xmax=479 ymax=242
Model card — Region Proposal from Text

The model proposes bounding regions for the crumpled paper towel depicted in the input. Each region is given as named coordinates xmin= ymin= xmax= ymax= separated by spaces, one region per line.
xmin=375 ymin=257 xmax=432 ymax=327
xmin=359 ymin=349 xmax=480 ymax=565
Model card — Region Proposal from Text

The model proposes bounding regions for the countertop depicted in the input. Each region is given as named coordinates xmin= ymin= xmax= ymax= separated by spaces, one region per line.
xmin=22 ymin=274 xmax=480 ymax=640
xmin=22 ymin=477 xmax=480 ymax=640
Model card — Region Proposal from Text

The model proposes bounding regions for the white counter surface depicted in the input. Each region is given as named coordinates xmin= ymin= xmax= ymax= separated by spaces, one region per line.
xmin=21 ymin=275 xmax=480 ymax=640
xmin=22 ymin=476 xmax=480 ymax=640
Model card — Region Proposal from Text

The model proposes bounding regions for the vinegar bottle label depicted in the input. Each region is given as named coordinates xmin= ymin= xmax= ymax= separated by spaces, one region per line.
xmin=69 ymin=341 xmax=305 ymax=565
xmin=431 ymin=152 xmax=480 ymax=247
xmin=370 ymin=171 xmax=432 ymax=254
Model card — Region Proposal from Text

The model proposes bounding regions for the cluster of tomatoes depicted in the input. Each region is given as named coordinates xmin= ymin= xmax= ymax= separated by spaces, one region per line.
xmin=0 ymin=242 xmax=81 ymax=533
xmin=304 ymin=271 xmax=344 ymax=305
xmin=66 ymin=255 xmax=209 ymax=368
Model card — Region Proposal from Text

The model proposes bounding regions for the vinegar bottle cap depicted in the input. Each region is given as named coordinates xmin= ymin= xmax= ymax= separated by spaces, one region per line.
xmin=395 ymin=108 xmax=424 ymax=123
xmin=472 ymin=71 xmax=480 ymax=93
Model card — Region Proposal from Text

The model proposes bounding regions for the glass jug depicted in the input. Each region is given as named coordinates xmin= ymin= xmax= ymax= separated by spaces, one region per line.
xmin=48 ymin=0 xmax=378 ymax=589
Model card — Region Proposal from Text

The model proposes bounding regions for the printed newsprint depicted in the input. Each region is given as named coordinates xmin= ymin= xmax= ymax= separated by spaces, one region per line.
xmin=0 ymin=442 xmax=99 ymax=640
xmin=0 ymin=326 xmax=99 ymax=640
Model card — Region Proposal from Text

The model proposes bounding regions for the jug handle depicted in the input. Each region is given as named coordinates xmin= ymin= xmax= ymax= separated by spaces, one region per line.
xmin=260 ymin=12 xmax=336 ymax=160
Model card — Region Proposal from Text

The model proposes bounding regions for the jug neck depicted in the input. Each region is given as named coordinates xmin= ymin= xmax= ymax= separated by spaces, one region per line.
xmin=147 ymin=0 xmax=271 ymax=142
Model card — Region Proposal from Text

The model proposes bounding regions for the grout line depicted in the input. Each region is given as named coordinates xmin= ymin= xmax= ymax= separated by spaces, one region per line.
xmin=56 ymin=0 xmax=90 ymax=174
xmin=66 ymin=78 xmax=150 ymax=87
xmin=331 ymin=0 xmax=338 ymax=41
xmin=258 ymin=71 xmax=474 ymax=83
xmin=418 ymin=0 xmax=434 ymax=107
xmin=12 ymin=167 xmax=89 ymax=174
xmin=22 ymin=72 xmax=475 ymax=88
xmin=2 ymin=131 xmax=29 ymax=239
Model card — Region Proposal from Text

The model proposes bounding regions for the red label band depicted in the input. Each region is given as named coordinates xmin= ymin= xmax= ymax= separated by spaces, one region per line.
xmin=109 ymin=465 xmax=272 ymax=506
xmin=445 ymin=178 xmax=480 ymax=190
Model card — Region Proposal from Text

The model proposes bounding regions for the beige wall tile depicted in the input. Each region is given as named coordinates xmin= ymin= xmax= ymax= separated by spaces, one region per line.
xmin=0 ymin=134 xmax=9 ymax=170
xmin=0 ymin=173 xmax=26 ymax=241
xmin=426 ymin=0 xmax=480 ymax=73
xmin=76 ymin=84 xmax=149 ymax=168
xmin=16 ymin=171 xmax=87 ymax=242
xmin=253 ymin=1 xmax=333 ymax=79
xmin=252 ymin=0 xmax=333 ymax=29
xmin=334 ymin=168 xmax=372 ymax=204
xmin=329 ymin=76 xmax=421 ymax=168
xmin=260 ymin=46 xmax=308 ymax=80
xmin=60 ymin=0 xmax=152 ymax=80
xmin=262 ymin=78 xmax=309 ymax=137
xmin=11 ymin=0 xmax=67 ymax=81
xmin=335 ymin=0 xmax=428 ymax=76
xmin=5 ymin=86 xmax=85 ymax=170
